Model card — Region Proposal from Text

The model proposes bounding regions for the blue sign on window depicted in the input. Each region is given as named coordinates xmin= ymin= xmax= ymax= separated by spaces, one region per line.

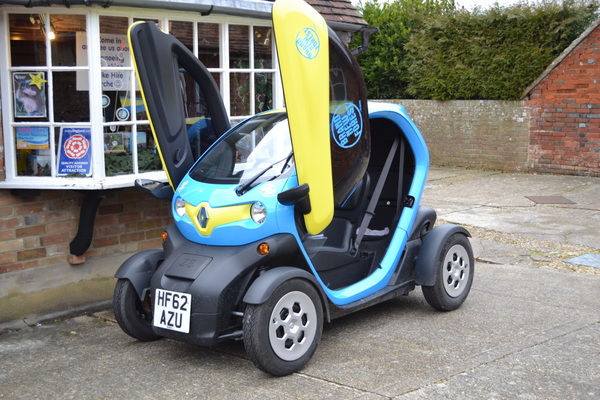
xmin=57 ymin=127 xmax=92 ymax=176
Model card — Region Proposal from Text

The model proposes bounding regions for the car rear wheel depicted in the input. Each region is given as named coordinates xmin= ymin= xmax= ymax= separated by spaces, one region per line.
xmin=422 ymin=233 xmax=474 ymax=311
xmin=113 ymin=279 xmax=161 ymax=341
xmin=243 ymin=279 xmax=323 ymax=376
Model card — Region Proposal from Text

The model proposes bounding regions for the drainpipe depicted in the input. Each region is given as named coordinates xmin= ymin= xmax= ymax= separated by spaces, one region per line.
xmin=67 ymin=191 xmax=106 ymax=265
xmin=351 ymin=26 xmax=379 ymax=57
xmin=326 ymin=21 xmax=379 ymax=56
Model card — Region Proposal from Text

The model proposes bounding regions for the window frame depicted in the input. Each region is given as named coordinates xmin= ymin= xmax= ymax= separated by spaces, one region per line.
xmin=0 ymin=5 xmax=282 ymax=190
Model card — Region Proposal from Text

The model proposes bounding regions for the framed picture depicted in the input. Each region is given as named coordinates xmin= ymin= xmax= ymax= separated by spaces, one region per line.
xmin=13 ymin=72 xmax=48 ymax=118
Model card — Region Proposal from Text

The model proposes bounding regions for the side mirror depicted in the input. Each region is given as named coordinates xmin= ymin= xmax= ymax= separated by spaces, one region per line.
xmin=135 ymin=179 xmax=174 ymax=200
xmin=278 ymin=183 xmax=311 ymax=215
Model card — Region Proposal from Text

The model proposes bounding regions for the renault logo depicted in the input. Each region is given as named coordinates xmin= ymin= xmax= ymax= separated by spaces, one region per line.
xmin=198 ymin=206 xmax=210 ymax=228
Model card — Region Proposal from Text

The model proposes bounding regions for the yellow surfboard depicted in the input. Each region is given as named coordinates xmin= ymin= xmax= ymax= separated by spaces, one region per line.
xmin=272 ymin=0 xmax=333 ymax=235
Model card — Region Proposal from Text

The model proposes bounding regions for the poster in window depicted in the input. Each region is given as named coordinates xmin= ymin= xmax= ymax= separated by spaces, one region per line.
xmin=75 ymin=32 xmax=132 ymax=91
xmin=104 ymin=132 xmax=124 ymax=151
xmin=13 ymin=72 xmax=47 ymax=118
xmin=16 ymin=127 xmax=50 ymax=149
xmin=57 ymin=127 xmax=93 ymax=176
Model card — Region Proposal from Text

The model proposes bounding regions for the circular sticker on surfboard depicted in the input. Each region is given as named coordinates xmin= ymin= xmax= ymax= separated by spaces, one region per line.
xmin=331 ymin=102 xmax=363 ymax=149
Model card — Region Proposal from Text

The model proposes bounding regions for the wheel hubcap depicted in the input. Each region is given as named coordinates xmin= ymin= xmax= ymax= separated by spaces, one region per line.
xmin=443 ymin=244 xmax=470 ymax=298
xmin=269 ymin=291 xmax=317 ymax=361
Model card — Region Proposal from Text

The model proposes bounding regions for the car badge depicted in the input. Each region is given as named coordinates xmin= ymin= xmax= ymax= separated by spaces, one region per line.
xmin=198 ymin=206 xmax=210 ymax=228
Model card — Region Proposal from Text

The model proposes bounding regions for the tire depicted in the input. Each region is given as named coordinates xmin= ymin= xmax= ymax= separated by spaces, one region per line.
xmin=243 ymin=279 xmax=323 ymax=376
xmin=422 ymin=233 xmax=474 ymax=311
xmin=113 ymin=278 xmax=161 ymax=341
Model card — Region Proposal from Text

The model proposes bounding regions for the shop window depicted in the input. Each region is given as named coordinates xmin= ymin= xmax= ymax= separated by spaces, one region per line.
xmin=9 ymin=13 xmax=91 ymax=178
xmin=99 ymin=16 xmax=161 ymax=176
xmin=1 ymin=8 xmax=280 ymax=189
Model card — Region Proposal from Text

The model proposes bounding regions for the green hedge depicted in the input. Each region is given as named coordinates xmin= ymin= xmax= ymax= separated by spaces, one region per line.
xmin=357 ymin=0 xmax=600 ymax=100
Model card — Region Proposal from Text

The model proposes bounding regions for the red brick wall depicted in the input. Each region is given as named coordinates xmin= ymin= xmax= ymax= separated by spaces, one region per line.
xmin=0 ymin=188 xmax=172 ymax=274
xmin=526 ymin=26 xmax=600 ymax=177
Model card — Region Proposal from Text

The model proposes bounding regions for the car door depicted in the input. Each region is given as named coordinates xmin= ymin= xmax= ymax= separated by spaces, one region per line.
xmin=128 ymin=21 xmax=231 ymax=191
xmin=273 ymin=0 xmax=370 ymax=235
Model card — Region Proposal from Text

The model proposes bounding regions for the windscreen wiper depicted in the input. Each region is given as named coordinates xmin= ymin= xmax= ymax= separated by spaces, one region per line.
xmin=235 ymin=153 xmax=293 ymax=196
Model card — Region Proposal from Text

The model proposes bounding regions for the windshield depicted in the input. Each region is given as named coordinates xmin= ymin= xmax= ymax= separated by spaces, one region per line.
xmin=188 ymin=111 xmax=293 ymax=185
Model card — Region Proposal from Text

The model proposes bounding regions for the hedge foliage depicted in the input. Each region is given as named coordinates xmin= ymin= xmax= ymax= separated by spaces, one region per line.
xmin=357 ymin=0 xmax=600 ymax=100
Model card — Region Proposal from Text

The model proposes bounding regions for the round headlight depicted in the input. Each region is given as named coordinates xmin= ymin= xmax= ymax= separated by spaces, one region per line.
xmin=174 ymin=197 xmax=186 ymax=217
xmin=250 ymin=201 xmax=267 ymax=224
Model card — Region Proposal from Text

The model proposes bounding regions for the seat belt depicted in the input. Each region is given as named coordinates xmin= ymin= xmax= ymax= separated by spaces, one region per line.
xmin=396 ymin=137 xmax=405 ymax=215
xmin=354 ymin=136 xmax=400 ymax=251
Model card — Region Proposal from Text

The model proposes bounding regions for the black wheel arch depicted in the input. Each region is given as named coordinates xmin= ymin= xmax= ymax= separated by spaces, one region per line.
xmin=243 ymin=266 xmax=331 ymax=323
xmin=415 ymin=224 xmax=471 ymax=287
xmin=114 ymin=249 xmax=164 ymax=300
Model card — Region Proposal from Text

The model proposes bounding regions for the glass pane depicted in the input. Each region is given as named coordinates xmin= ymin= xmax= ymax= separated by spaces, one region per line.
xmin=102 ymin=85 xmax=133 ymax=122
xmin=136 ymin=125 xmax=162 ymax=172
xmin=104 ymin=124 xmax=133 ymax=175
xmin=198 ymin=23 xmax=220 ymax=68
xmin=211 ymin=72 xmax=221 ymax=89
xmin=53 ymin=71 xmax=90 ymax=122
xmin=229 ymin=25 xmax=249 ymax=69
xmin=254 ymin=27 xmax=272 ymax=69
xmin=15 ymin=127 xmax=51 ymax=176
xmin=181 ymin=70 xmax=221 ymax=157
xmin=51 ymin=14 xmax=86 ymax=66
xmin=230 ymin=73 xmax=250 ymax=116
xmin=134 ymin=90 xmax=148 ymax=121
xmin=255 ymin=73 xmax=273 ymax=114
xmin=170 ymin=21 xmax=193 ymax=52
xmin=99 ymin=16 xmax=130 ymax=68
xmin=9 ymin=14 xmax=47 ymax=67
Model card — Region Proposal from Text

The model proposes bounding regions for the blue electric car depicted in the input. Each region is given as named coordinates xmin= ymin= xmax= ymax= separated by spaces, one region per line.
xmin=113 ymin=0 xmax=474 ymax=376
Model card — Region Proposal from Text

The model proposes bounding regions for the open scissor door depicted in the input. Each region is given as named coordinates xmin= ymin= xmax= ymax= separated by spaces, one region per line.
xmin=273 ymin=0 xmax=370 ymax=235
xmin=272 ymin=0 xmax=332 ymax=235
xmin=128 ymin=22 xmax=230 ymax=192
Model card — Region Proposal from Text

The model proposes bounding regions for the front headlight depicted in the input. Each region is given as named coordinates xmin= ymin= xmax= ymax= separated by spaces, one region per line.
xmin=250 ymin=201 xmax=267 ymax=224
xmin=174 ymin=197 xmax=186 ymax=217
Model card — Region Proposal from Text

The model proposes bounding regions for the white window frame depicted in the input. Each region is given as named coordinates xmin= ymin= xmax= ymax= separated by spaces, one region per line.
xmin=0 ymin=6 xmax=282 ymax=190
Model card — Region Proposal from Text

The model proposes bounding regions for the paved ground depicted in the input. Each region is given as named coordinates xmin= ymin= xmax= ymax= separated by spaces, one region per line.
xmin=1 ymin=168 xmax=599 ymax=399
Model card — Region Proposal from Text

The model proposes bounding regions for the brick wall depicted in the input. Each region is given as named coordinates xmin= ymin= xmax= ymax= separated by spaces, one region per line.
xmin=0 ymin=188 xmax=171 ymax=274
xmin=525 ymin=23 xmax=600 ymax=177
xmin=0 ymin=187 xmax=172 ymax=322
xmin=382 ymin=100 xmax=531 ymax=172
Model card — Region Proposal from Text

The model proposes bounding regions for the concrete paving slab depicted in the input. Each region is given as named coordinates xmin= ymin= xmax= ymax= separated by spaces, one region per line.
xmin=423 ymin=169 xmax=600 ymax=249
xmin=1 ymin=262 xmax=597 ymax=399
xmin=396 ymin=324 xmax=600 ymax=400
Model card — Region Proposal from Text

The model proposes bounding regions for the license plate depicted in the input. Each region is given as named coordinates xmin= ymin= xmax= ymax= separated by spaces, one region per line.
xmin=153 ymin=289 xmax=191 ymax=333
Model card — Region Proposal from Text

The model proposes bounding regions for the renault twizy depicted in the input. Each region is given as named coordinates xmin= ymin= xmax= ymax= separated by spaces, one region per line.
xmin=113 ymin=0 xmax=474 ymax=376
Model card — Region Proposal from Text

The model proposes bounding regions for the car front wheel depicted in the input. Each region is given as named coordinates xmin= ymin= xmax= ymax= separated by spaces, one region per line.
xmin=243 ymin=279 xmax=323 ymax=376
xmin=113 ymin=279 xmax=161 ymax=341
